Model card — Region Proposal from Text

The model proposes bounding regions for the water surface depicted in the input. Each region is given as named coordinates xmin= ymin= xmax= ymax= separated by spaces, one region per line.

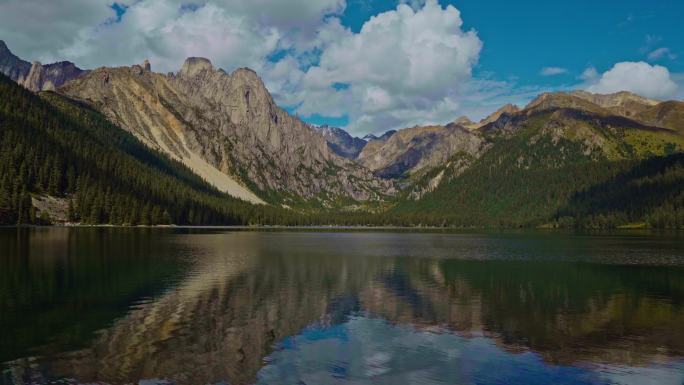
xmin=1 ymin=228 xmax=684 ymax=385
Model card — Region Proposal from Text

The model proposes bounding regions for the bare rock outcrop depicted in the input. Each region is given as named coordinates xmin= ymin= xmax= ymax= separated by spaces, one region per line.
xmin=60 ymin=58 xmax=394 ymax=205
xmin=0 ymin=40 xmax=87 ymax=91
xmin=358 ymin=123 xmax=486 ymax=179
xmin=317 ymin=125 xmax=367 ymax=159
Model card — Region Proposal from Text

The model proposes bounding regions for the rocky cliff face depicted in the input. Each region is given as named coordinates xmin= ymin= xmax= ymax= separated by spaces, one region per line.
xmin=0 ymin=40 xmax=86 ymax=91
xmin=570 ymin=90 xmax=659 ymax=118
xmin=0 ymin=40 xmax=30 ymax=82
xmin=317 ymin=125 xmax=367 ymax=159
xmin=60 ymin=58 xmax=393 ymax=205
xmin=634 ymin=101 xmax=684 ymax=133
xmin=478 ymin=103 xmax=520 ymax=127
xmin=357 ymin=123 xmax=485 ymax=179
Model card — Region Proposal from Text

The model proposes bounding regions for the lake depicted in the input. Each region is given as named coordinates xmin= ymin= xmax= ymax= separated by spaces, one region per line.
xmin=1 ymin=228 xmax=684 ymax=385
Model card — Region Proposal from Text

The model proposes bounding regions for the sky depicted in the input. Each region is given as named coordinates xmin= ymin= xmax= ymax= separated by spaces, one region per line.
xmin=0 ymin=0 xmax=682 ymax=135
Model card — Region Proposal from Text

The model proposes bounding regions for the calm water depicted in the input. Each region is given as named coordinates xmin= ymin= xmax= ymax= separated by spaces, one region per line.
xmin=2 ymin=228 xmax=684 ymax=385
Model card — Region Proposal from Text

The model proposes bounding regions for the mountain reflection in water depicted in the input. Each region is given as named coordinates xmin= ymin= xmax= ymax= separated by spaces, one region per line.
xmin=1 ymin=228 xmax=684 ymax=385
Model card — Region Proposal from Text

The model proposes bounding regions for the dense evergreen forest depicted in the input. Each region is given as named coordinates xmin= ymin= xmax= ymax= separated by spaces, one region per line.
xmin=555 ymin=153 xmax=684 ymax=229
xmin=0 ymin=73 xmax=682 ymax=228
xmin=391 ymin=153 xmax=684 ymax=229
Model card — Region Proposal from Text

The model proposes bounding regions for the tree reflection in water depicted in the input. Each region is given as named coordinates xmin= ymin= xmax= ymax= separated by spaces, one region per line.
xmin=2 ymin=228 xmax=684 ymax=385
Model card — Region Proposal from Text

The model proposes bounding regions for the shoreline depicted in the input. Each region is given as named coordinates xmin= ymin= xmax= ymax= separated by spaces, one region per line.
xmin=2 ymin=224 xmax=683 ymax=235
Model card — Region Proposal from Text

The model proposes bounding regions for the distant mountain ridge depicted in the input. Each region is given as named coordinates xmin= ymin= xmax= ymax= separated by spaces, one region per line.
xmin=358 ymin=123 xmax=485 ymax=179
xmin=316 ymin=125 xmax=367 ymax=159
xmin=0 ymin=40 xmax=87 ymax=91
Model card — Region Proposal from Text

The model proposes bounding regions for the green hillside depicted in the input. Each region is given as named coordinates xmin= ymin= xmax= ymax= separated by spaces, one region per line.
xmin=392 ymin=108 xmax=684 ymax=228
xmin=555 ymin=152 xmax=684 ymax=229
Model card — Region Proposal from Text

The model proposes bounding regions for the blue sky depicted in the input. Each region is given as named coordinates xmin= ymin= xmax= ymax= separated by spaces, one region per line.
xmin=306 ymin=0 xmax=684 ymax=130
xmin=341 ymin=0 xmax=683 ymax=89
xmin=0 ymin=0 xmax=682 ymax=135
xmin=453 ymin=0 xmax=682 ymax=86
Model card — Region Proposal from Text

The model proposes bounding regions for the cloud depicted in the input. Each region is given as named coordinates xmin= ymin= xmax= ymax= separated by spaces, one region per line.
xmin=0 ymin=0 xmax=116 ymax=63
xmin=647 ymin=47 xmax=676 ymax=61
xmin=60 ymin=1 xmax=283 ymax=72
xmin=288 ymin=0 xmax=483 ymax=134
xmin=0 ymin=0 xmax=542 ymax=134
xmin=579 ymin=67 xmax=600 ymax=82
xmin=540 ymin=67 xmax=567 ymax=76
xmin=585 ymin=61 xmax=678 ymax=99
xmin=399 ymin=0 xmax=428 ymax=11
xmin=0 ymin=0 xmax=345 ymax=72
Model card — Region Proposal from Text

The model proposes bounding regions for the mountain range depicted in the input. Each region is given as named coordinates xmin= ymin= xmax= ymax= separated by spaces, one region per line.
xmin=1 ymin=40 xmax=683 ymax=228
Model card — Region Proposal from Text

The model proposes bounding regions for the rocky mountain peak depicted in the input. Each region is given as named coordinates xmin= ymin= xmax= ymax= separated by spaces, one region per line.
xmin=317 ymin=125 xmax=367 ymax=159
xmin=454 ymin=115 xmax=476 ymax=127
xmin=180 ymin=57 xmax=213 ymax=77
xmin=523 ymin=92 xmax=609 ymax=115
xmin=499 ymin=103 xmax=520 ymax=114
xmin=0 ymin=40 xmax=30 ymax=78
xmin=571 ymin=90 xmax=659 ymax=106
xmin=569 ymin=90 xmax=660 ymax=118
xmin=478 ymin=103 xmax=520 ymax=126
xmin=0 ymin=40 xmax=86 ymax=91
xmin=60 ymin=58 xmax=394 ymax=204
xmin=357 ymin=123 xmax=485 ymax=179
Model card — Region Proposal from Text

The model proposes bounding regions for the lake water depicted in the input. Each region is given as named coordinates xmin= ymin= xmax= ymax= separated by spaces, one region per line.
xmin=1 ymin=228 xmax=684 ymax=385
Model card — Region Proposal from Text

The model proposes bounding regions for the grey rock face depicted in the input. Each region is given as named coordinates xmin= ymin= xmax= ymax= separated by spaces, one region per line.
xmin=60 ymin=58 xmax=394 ymax=204
xmin=570 ymin=90 xmax=659 ymax=118
xmin=0 ymin=40 xmax=30 ymax=82
xmin=317 ymin=125 xmax=367 ymax=159
xmin=358 ymin=123 xmax=486 ymax=179
xmin=362 ymin=130 xmax=396 ymax=142
xmin=0 ymin=40 xmax=87 ymax=91
xmin=478 ymin=104 xmax=520 ymax=127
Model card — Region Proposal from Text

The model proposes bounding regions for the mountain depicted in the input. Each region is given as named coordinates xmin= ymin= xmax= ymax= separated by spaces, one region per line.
xmin=357 ymin=104 xmax=521 ymax=183
xmin=570 ymin=90 xmax=659 ymax=118
xmin=362 ymin=130 xmax=396 ymax=142
xmin=0 ymin=40 xmax=86 ymax=91
xmin=393 ymin=92 xmax=684 ymax=227
xmin=316 ymin=125 xmax=367 ymax=159
xmin=452 ymin=115 xmax=479 ymax=130
xmin=59 ymin=58 xmax=393 ymax=206
xmin=477 ymin=103 xmax=520 ymax=127
xmin=634 ymin=100 xmax=684 ymax=132
xmin=522 ymin=92 xmax=612 ymax=116
xmin=0 ymin=72 xmax=287 ymax=225
xmin=357 ymin=123 xmax=485 ymax=179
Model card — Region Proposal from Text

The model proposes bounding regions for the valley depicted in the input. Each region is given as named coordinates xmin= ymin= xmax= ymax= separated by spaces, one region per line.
xmin=1 ymin=40 xmax=683 ymax=229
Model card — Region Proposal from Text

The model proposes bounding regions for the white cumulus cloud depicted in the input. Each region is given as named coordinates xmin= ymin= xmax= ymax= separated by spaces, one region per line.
xmin=61 ymin=0 xmax=282 ymax=73
xmin=585 ymin=61 xmax=678 ymax=99
xmin=289 ymin=0 xmax=482 ymax=134
xmin=0 ymin=0 xmax=345 ymax=72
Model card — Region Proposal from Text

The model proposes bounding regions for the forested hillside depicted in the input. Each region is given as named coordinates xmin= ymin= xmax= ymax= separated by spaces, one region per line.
xmin=0 ymin=73 xmax=297 ymax=226
xmin=392 ymin=108 xmax=684 ymax=228
xmin=556 ymin=153 xmax=684 ymax=228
